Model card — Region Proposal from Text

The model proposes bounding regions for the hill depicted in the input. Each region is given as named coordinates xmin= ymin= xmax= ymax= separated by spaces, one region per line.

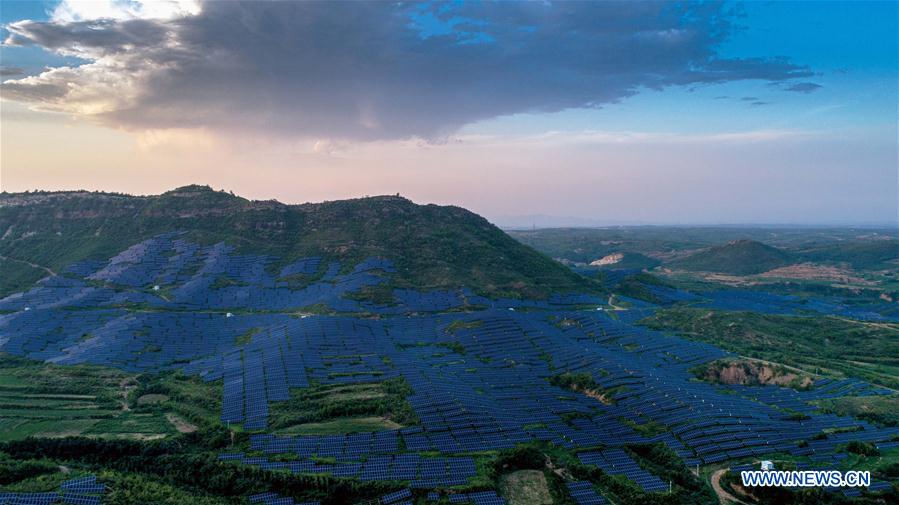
xmin=0 ymin=186 xmax=597 ymax=299
xmin=668 ymin=239 xmax=793 ymax=275
xmin=797 ymin=239 xmax=898 ymax=270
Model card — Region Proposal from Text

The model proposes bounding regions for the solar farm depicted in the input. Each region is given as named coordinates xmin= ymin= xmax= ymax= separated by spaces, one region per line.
xmin=1 ymin=234 xmax=897 ymax=504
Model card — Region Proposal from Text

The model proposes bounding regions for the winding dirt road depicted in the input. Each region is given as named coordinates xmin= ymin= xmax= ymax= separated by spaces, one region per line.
xmin=711 ymin=469 xmax=747 ymax=505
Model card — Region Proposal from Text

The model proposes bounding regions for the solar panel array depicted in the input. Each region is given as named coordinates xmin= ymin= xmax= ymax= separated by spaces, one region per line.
xmin=578 ymin=449 xmax=667 ymax=492
xmin=1 ymin=234 xmax=897 ymax=500
xmin=566 ymin=481 xmax=607 ymax=505
xmin=378 ymin=488 xmax=411 ymax=504
xmin=443 ymin=491 xmax=506 ymax=504
xmin=695 ymin=289 xmax=898 ymax=321
xmin=0 ymin=476 xmax=105 ymax=505
xmin=248 ymin=491 xmax=320 ymax=505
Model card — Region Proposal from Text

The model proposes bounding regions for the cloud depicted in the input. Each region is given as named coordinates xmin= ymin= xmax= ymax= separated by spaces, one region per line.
xmin=784 ymin=82 xmax=823 ymax=93
xmin=0 ymin=66 xmax=24 ymax=76
xmin=455 ymin=129 xmax=813 ymax=148
xmin=50 ymin=0 xmax=200 ymax=22
xmin=2 ymin=1 xmax=816 ymax=141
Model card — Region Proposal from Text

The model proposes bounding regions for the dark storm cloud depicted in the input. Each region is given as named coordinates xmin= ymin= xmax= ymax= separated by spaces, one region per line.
xmin=1 ymin=1 xmax=815 ymax=140
xmin=0 ymin=66 xmax=25 ymax=76
xmin=4 ymin=18 xmax=169 ymax=54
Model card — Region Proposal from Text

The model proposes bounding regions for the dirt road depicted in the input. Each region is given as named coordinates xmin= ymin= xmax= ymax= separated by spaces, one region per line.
xmin=0 ymin=254 xmax=57 ymax=277
xmin=711 ymin=469 xmax=746 ymax=505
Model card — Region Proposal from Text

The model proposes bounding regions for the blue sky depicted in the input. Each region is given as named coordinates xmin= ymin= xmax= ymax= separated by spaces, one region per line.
xmin=1 ymin=1 xmax=896 ymax=225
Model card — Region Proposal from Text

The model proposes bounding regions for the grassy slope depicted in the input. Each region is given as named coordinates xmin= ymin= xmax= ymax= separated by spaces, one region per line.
xmin=0 ymin=257 xmax=47 ymax=298
xmin=0 ymin=354 xmax=220 ymax=442
xmin=639 ymin=308 xmax=899 ymax=389
xmin=797 ymin=239 xmax=899 ymax=270
xmin=266 ymin=379 xmax=418 ymax=435
xmin=814 ymin=395 xmax=899 ymax=427
xmin=668 ymin=240 xmax=793 ymax=275
xmin=0 ymin=186 xmax=598 ymax=299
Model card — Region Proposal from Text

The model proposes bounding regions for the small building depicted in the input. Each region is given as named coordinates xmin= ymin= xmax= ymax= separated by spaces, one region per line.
xmin=760 ymin=460 xmax=774 ymax=471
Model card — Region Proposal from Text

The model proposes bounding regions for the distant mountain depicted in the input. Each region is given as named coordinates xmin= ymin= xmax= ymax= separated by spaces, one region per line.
xmin=494 ymin=214 xmax=649 ymax=229
xmin=0 ymin=186 xmax=598 ymax=298
xmin=669 ymin=239 xmax=793 ymax=275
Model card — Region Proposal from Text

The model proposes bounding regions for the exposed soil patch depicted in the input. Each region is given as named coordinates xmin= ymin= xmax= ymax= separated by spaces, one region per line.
xmin=698 ymin=359 xmax=813 ymax=389
xmin=166 ymin=413 xmax=198 ymax=434
xmin=580 ymin=388 xmax=615 ymax=405
xmin=590 ymin=253 xmax=623 ymax=266
xmin=115 ymin=433 xmax=168 ymax=441
xmin=136 ymin=394 xmax=169 ymax=406
xmin=760 ymin=263 xmax=873 ymax=285
xmin=711 ymin=469 xmax=747 ymax=505
xmin=119 ymin=377 xmax=137 ymax=411
xmin=499 ymin=469 xmax=553 ymax=505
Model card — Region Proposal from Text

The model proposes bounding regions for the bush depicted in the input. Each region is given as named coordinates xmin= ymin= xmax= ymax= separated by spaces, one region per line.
xmin=844 ymin=440 xmax=880 ymax=456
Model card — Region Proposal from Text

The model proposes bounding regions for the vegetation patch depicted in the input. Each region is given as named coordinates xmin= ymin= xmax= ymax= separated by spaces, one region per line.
xmin=234 ymin=327 xmax=261 ymax=346
xmin=0 ymin=354 xmax=180 ymax=441
xmin=548 ymin=372 xmax=620 ymax=405
xmin=814 ymin=395 xmax=899 ymax=427
xmin=640 ymin=308 xmax=899 ymax=389
xmin=278 ymin=416 xmax=403 ymax=436
xmin=344 ymin=284 xmax=397 ymax=306
xmin=129 ymin=370 xmax=224 ymax=430
xmin=0 ymin=256 xmax=48 ymax=298
xmin=210 ymin=275 xmax=249 ymax=290
xmin=669 ymin=239 xmax=793 ymax=276
xmin=446 ymin=319 xmax=484 ymax=333
xmin=619 ymin=418 xmax=668 ymax=438
xmin=0 ymin=430 xmax=403 ymax=505
xmin=267 ymin=378 xmax=418 ymax=433
xmin=843 ymin=440 xmax=881 ymax=457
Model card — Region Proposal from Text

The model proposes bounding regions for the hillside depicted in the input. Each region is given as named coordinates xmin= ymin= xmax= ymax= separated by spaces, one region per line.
xmin=797 ymin=239 xmax=899 ymax=270
xmin=0 ymin=186 xmax=597 ymax=299
xmin=668 ymin=239 xmax=793 ymax=275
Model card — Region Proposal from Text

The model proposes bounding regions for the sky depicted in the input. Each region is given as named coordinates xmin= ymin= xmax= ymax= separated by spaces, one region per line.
xmin=0 ymin=0 xmax=896 ymax=226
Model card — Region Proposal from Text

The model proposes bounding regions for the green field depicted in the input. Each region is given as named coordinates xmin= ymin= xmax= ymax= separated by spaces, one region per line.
xmin=814 ymin=395 xmax=899 ymax=427
xmin=639 ymin=308 xmax=899 ymax=390
xmin=0 ymin=354 xmax=221 ymax=441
